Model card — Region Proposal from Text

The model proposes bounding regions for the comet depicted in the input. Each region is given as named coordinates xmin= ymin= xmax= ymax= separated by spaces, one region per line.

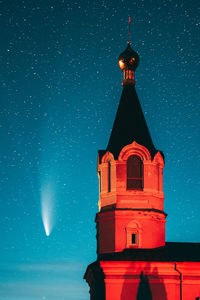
xmin=41 ymin=183 xmax=54 ymax=237
xmin=42 ymin=209 xmax=50 ymax=236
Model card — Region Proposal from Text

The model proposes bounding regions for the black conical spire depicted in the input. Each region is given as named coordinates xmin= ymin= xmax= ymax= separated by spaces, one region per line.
xmin=106 ymin=85 xmax=157 ymax=159
xmin=98 ymin=20 xmax=160 ymax=162
xmin=106 ymin=19 xmax=158 ymax=159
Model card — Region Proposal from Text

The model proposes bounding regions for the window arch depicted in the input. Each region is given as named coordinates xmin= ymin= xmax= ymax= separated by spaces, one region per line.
xmin=127 ymin=155 xmax=143 ymax=190
xmin=126 ymin=220 xmax=141 ymax=248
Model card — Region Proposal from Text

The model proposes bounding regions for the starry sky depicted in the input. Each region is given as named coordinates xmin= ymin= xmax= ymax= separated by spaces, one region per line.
xmin=0 ymin=0 xmax=199 ymax=299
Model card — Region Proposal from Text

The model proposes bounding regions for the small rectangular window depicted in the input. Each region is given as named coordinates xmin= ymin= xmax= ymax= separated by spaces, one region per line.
xmin=132 ymin=234 xmax=136 ymax=244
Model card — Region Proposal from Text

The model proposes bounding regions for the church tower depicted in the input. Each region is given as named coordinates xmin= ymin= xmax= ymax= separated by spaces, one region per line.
xmin=96 ymin=39 xmax=166 ymax=254
xmin=84 ymin=20 xmax=200 ymax=300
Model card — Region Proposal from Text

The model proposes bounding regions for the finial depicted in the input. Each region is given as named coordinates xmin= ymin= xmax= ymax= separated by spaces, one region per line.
xmin=128 ymin=16 xmax=131 ymax=44
xmin=118 ymin=18 xmax=139 ymax=86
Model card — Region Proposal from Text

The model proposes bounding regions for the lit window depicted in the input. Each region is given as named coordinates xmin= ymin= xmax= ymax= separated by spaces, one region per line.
xmin=127 ymin=155 xmax=143 ymax=190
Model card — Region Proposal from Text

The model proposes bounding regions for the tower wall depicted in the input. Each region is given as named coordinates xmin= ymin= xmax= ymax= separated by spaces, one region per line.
xmin=98 ymin=142 xmax=164 ymax=211
xmin=97 ymin=141 xmax=166 ymax=253
xmin=96 ymin=209 xmax=166 ymax=254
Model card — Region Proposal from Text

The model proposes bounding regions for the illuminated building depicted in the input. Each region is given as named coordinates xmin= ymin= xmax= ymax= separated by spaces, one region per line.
xmin=84 ymin=37 xmax=200 ymax=300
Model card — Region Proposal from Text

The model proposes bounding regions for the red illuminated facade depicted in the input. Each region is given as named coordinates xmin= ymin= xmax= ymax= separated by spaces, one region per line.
xmin=84 ymin=39 xmax=200 ymax=300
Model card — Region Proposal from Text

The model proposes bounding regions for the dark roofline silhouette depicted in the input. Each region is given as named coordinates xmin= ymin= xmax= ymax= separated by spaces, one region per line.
xmin=97 ymin=242 xmax=200 ymax=262
xmin=106 ymin=85 xmax=158 ymax=160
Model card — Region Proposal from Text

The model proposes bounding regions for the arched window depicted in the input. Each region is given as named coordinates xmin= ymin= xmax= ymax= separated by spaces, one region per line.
xmin=127 ymin=155 xmax=143 ymax=190
xmin=126 ymin=221 xmax=140 ymax=248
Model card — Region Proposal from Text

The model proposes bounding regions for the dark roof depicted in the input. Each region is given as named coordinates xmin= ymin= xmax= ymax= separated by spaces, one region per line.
xmin=106 ymin=85 xmax=157 ymax=160
xmin=98 ymin=242 xmax=200 ymax=262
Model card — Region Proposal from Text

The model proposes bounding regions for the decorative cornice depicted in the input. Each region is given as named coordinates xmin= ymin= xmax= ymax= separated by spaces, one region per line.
xmin=118 ymin=141 xmax=152 ymax=161
xmin=101 ymin=151 xmax=114 ymax=163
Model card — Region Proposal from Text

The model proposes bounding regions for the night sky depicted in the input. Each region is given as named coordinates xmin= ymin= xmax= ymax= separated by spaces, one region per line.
xmin=0 ymin=0 xmax=199 ymax=299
